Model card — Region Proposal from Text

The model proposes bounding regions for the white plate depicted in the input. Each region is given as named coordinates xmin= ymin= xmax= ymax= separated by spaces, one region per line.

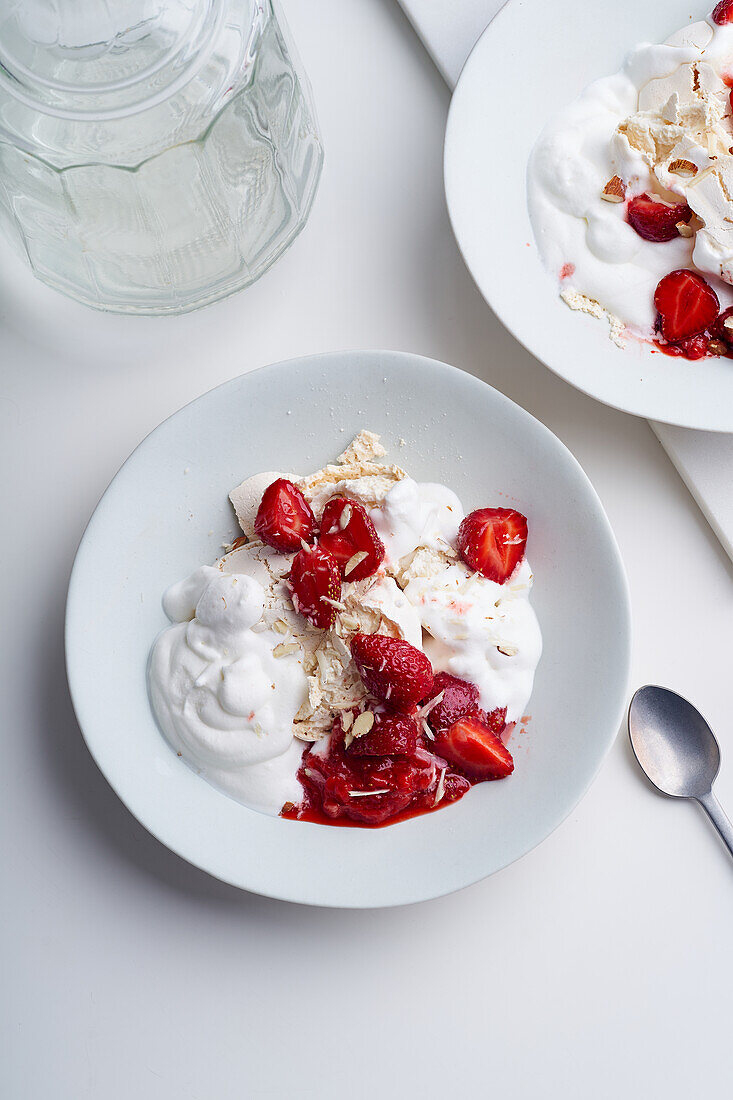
xmin=65 ymin=350 xmax=630 ymax=907
xmin=444 ymin=0 xmax=733 ymax=432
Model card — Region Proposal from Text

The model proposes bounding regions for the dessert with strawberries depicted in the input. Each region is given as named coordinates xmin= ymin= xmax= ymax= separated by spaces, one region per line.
xmin=148 ymin=432 xmax=542 ymax=827
xmin=528 ymin=5 xmax=733 ymax=360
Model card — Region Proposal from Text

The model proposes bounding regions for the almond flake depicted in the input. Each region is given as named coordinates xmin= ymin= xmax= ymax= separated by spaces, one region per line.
xmin=676 ymin=221 xmax=694 ymax=238
xmin=348 ymin=788 xmax=390 ymax=798
xmin=601 ymin=175 xmax=625 ymax=203
xmin=497 ymin=644 xmax=518 ymax=657
xmin=686 ymin=165 xmax=717 ymax=189
xmin=416 ymin=691 xmax=445 ymax=719
xmin=434 ymin=768 xmax=447 ymax=807
xmin=281 ymin=801 xmax=296 ymax=813
xmin=668 ymin=158 xmax=698 ymax=178
xmin=320 ymin=595 xmax=346 ymax=611
xmin=344 ymin=551 xmax=368 ymax=577
xmin=351 ymin=710 xmax=375 ymax=739
xmin=724 ymin=317 xmax=733 ymax=331
xmin=341 ymin=710 xmax=354 ymax=731
xmin=339 ymin=613 xmax=361 ymax=631
xmin=422 ymin=718 xmax=434 ymax=741
xmin=300 ymin=538 xmax=311 ymax=552
xmin=708 ymin=339 xmax=728 ymax=356
xmin=273 ymin=619 xmax=289 ymax=635
xmin=339 ymin=504 xmax=353 ymax=530
xmin=273 ymin=642 xmax=300 ymax=658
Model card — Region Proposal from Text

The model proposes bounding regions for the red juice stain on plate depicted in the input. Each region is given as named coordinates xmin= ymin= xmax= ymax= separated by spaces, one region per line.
xmin=559 ymin=262 xmax=575 ymax=280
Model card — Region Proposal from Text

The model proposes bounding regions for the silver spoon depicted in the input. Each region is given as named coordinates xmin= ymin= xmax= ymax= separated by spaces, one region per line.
xmin=628 ymin=685 xmax=733 ymax=860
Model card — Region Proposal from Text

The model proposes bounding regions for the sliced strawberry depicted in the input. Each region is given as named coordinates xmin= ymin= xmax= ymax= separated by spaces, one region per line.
xmin=456 ymin=508 xmax=527 ymax=583
xmin=318 ymin=496 xmax=385 ymax=581
xmin=254 ymin=479 xmax=316 ymax=552
xmin=713 ymin=0 xmax=733 ymax=25
xmin=627 ymin=194 xmax=692 ymax=243
xmin=654 ymin=270 xmax=720 ymax=341
xmin=288 ymin=545 xmax=341 ymax=629
xmin=434 ymin=714 xmax=514 ymax=781
xmin=711 ymin=305 xmax=733 ymax=347
xmin=427 ymin=672 xmax=480 ymax=732
xmin=483 ymin=706 xmax=509 ymax=738
xmin=347 ymin=711 xmax=419 ymax=756
xmin=350 ymin=633 xmax=434 ymax=710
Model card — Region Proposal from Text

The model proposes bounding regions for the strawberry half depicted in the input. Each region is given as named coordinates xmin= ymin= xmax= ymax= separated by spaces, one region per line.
xmin=434 ymin=714 xmax=514 ymax=781
xmin=288 ymin=544 xmax=341 ymax=629
xmin=350 ymin=633 xmax=434 ymax=710
xmin=712 ymin=0 xmax=733 ymax=25
xmin=627 ymin=194 xmax=692 ymax=243
xmin=254 ymin=478 xmax=316 ymax=552
xmin=318 ymin=496 xmax=385 ymax=581
xmin=347 ymin=711 xmax=419 ymax=756
xmin=456 ymin=508 xmax=528 ymax=583
xmin=654 ymin=270 xmax=720 ymax=342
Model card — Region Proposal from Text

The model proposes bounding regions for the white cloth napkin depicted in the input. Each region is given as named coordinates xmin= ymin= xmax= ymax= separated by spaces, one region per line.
xmin=397 ymin=0 xmax=733 ymax=562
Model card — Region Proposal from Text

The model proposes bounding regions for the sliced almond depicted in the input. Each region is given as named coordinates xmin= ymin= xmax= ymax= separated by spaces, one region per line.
xmin=341 ymin=710 xmax=354 ymax=732
xmin=433 ymin=768 xmax=447 ymax=807
xmin=338 ymin=504 xmax=353 ymax=530
xmin=686 ymin=165 xmax=717 ymax=189
xmin=497 ymin=644 xmax=518 ymax=657
xmin=668 ymin=158 xmax=698 ymax=178
xmin=601 ymin=175 xmax=625 ymax=203
xmin=724 ymin=317 xmax=733 ymax=331
xmin=320 ymin=595 xmax=346 ymax=611
xmin=349 ymin=788 xmax=390 ymax=798
xmin=273 ymin=642 xmax=300 ymax=658
xmin=422 ymin=718 xmax=434 ymax=741
xmin=339 ymin=612 xmax=361 ymax=632
xmin=272 ymin=619 xmax=289 ymax=635
xmin=344 ymin=550 xmax=368 ymax=577
xmin=676 ymin=221 xmax=694 ymax=238
xmin=281 ymin=801 xmax=296 ymax=813
xmin=351 ymin=710 xmax=375 ymax=739
xmin=708 ymin=339 xmax=728 ymax=356
xmin=416 ymin=691 xmax=445 ymax=719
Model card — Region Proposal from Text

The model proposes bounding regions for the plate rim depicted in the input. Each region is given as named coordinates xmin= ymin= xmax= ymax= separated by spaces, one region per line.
xmin=65 ymin=349 xmax=632 ymax=907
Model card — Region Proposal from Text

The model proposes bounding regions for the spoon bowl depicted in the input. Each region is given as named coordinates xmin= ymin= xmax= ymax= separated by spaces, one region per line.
xmin=629 ymin=685 xmax=720 ymax=799
xmin=628 ymin=685 xmax=733 ymax=861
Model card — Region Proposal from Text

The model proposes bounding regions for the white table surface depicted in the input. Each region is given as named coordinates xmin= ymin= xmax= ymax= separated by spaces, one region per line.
xmin=2 ymin=1 xmax=732 ymax=1096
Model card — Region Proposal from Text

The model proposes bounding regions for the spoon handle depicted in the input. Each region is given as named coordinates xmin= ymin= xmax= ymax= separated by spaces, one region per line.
xmin=697 ymin=790 xmax=733 ymax=861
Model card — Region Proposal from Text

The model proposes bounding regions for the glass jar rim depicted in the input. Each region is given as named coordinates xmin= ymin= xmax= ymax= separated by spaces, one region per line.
xmin=0 ymin=0 xmax=266 ymax=121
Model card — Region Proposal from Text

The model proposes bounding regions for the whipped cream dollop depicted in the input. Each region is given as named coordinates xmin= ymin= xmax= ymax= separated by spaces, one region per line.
xmin=149 ymin=432 xmax=542 ymax=816
xmin=528 ymin=17 xmax=733 ymax=339
xmin=149 ymin=570 xmax=307 ymax=814
xmin=400 ymin=554 xmax=541 ymax=722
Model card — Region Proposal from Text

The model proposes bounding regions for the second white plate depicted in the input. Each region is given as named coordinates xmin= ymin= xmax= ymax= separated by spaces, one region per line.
xmin=444 ymin=0 xmax=733 ymax=431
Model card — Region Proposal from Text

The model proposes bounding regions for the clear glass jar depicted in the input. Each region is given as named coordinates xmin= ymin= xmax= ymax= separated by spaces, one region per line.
xmin=0 ymin=0 xmax=323 ymax=314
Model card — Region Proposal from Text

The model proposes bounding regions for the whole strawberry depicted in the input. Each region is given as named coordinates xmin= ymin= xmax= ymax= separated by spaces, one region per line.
xmin=350 ymin=633 xmax=433 ymax=710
